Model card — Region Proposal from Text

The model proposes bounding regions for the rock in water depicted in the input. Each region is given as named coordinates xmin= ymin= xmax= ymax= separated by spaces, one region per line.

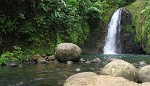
xmin=30 ymin=54 xmax=46 ymax=63
xmin=100 ymin=59 xmax=138 ymax=82
xmin=55 ymin=43 xmax=82 ymax=62
xmin=91 ymin=58 xmax=101 ymax=63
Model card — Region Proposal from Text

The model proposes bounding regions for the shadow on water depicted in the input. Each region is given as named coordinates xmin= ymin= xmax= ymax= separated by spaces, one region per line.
xmin=0 ymin=54 xmax=150 ymax=86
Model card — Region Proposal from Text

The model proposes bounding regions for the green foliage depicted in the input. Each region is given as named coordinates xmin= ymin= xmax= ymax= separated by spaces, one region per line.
xmin=141 ymin=0 xmax=150 ymax=53
xmin=103 ymin=0 xmax=135 ymax=7
xmin=0 ymin=52 xmax=13 ymax=65
xmin=0 ymin=46 xmax=35 ymax=64
xmin=126 ymin=0 xmax=150 ymax=54
xmin=0 ymin=0 xmax=137 ymax=56
xmin=0 ymin=0 xmax=107 ymax=54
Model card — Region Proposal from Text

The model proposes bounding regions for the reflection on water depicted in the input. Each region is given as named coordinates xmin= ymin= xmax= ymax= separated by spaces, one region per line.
xmin=0 ymin=54 xmax=150 ymax=86
xmin=0 ymin=62 xmax=103 ymax=86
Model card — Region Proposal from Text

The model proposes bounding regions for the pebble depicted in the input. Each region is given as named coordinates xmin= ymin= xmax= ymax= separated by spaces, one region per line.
xmin=75 ymin=68 xmax=81 ymax=72
xmin=66 ymin=61 xmax=73 ymax=65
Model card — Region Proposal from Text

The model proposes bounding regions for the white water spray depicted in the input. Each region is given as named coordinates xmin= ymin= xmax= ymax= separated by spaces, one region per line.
xmin=103 ymin=8 xmax=122 ymax=54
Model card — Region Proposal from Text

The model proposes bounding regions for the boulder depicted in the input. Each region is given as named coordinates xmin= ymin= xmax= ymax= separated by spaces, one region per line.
xmin=100 ymin=59 xmax=138 ymax=82
xmin=93 ymin=75 xmax=139 ymax=86
xmin=64 ymin=75 xmax=139 ymax=86
xmin=66 ymin=72 xmax=97 ymax=82
xmin=55 ymin=43 xmax=82 ymax=62
xmin=138 ymin=65 xmax=150 ymax=83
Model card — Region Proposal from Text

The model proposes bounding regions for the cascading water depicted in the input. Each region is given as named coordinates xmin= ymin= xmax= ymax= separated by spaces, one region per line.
xmin=103 ymin=8 xmax=123 ymax=54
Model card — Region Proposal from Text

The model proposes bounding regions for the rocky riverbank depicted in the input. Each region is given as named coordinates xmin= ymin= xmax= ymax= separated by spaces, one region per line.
xmin=64 ymin=59 xmax=150 ymax=86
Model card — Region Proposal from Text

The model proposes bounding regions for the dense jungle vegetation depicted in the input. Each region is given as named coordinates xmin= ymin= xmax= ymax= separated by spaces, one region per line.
xmin=0 ymin=0 xmax=149 ymax=64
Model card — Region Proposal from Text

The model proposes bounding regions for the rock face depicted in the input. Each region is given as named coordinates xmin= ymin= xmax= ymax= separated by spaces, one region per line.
xmin=55 ymin=43 xmax=82 ymax=62
xmin=138 ymin=65 xmax=150 ymax=83
xmin=64 ymin=75 xmax=139 ymax=86
xmin=119 ymin=8 xmax=144 ymax=54
xmin=100 ymin=59 xmax=138 ymax=82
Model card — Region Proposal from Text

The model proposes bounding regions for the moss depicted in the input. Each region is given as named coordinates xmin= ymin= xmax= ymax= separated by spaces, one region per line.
xmin=126 ymin=0 xmax=145 ymax=43
xmin=125 ymin=0 xmax=150 ymax=53
xmin=103 ymin=6 xmax=118 ymax=24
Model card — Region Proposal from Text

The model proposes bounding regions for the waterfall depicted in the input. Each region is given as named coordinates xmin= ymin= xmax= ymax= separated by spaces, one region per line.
xmin=103 ymin=8 xmax=123 ymax=54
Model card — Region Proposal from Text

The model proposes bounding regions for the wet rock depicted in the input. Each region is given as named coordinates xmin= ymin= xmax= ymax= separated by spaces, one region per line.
xmin=91 ymin=58 xmax=101 ymax=63
xmin=46 ymin=55 xmax=55 ymax=61
xmin=80 ymin=58 xmax=85 ymax=63
xmin=30 ymin=54 xmax=46 ymax=63
xmin=138 ymin=65 xmax=150 ymax=83
xmin=100 ymin=59 xmax=138 ymax=82
xmin=53 ymin=59 xmax=59 ymax=64
xmin=40 ymin=54 xmax=47 ymax=58
xmin=75 ymin=68 xmax=81 ymax=72
xmin=120 ymin=8 xmax=145 ymax=54
xmin=85 ymin=60 xmax=91 ymax=64
xmin=7 ymin=62 xmax=18 ymax=67
xmin=138 ymin=61 xmax=148 ymax=67
xmin=55 ymin=43 xmax=82 ymax=62
xmin=66 ymin=61 xmax=73 ymax=65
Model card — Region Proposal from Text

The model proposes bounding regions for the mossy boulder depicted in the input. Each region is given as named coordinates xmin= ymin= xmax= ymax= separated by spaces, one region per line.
xmin=55 ymin=43 xmax=82 ymax=62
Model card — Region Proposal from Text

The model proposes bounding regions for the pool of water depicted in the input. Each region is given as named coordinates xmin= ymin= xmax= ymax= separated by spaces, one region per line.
xmin=0 ymin=54 xmax=150 ymax=86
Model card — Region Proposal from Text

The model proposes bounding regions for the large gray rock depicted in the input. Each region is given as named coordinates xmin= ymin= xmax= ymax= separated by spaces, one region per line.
xmin=64 ymin=75 xmax=139 ymax=86
xmin=55 ymin=43 xmax=82 ymax=62
xmin=100 ymin=59 xmax=138 ymax=82
xmin=138 ymin=65 xmax=150 ymax=83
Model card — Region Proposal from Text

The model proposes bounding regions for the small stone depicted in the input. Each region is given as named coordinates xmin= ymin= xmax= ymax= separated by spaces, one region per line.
xmin=80 ymin=58 xmax=85 ymax=63
xmin=53 ymin=60 xmax=59 ymax=63
xmin=85 ymin=60 xmax=91 ymax=64
xmin=139 ymin=61 xmax=148 ymax=67
xmin=40 ymin=54 xmax=47 ymax=58
xmin=19 ymin=64 xmax=23 ymax=68
xmin=75 ymin=68 xmax=81 ymax=72
xmin=91 ymin=58 xmax=101 ymax=63
xmin=7 ymin=62 xmax=18 ymax=67
xmin=46 ymin=55 xmax=55 ymax=61
xmin=66 ymin=61 xmax=73 ymax=65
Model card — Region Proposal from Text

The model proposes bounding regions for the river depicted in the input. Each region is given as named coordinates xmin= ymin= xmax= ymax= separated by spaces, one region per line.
xmin=0 ymin=54 xmax=150 ymax=86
